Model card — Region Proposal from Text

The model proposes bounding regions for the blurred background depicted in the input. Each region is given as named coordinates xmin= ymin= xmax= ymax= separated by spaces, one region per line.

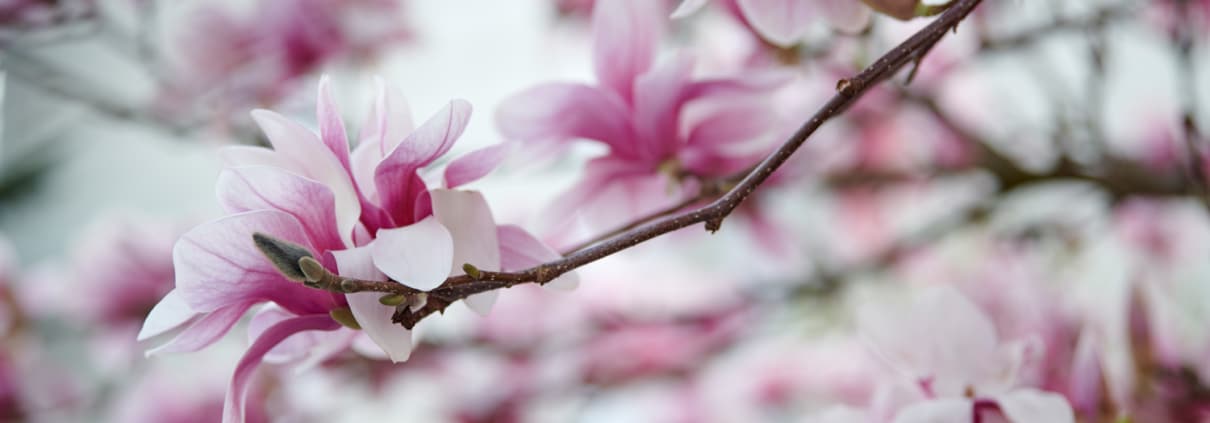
xmin=1 ymin=0 xmax=1209 ymax=421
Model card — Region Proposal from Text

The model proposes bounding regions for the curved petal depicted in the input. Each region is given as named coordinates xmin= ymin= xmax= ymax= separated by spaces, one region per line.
xmin=736 ymin=0 xmax=815 ymax=47
xmin=996 ymin=390 xmax=1075 ymax=423
xmin=370 ymin=216 xmax=454 ymax=291
xmin=375 ymin=100 xmax=471 ymax=220
xmin=217 ymin=166 xmax=344 ymax=251
xmin=145 ymin=301 xmax=255 ymax=356
xmin=444 ymin=143 xmax=510 ymax=189
xmin=431 ymin=189 xmax=501 ymax=314
xmin=890 ymin=399 xmax=971 ymax=423
xmin=498 ymin=225 xmax=579 ymax=290
xmin=671 ymin=0 xmax=711 ymax=18
xmin=857 ymin=287 xmax=1001 ymax=396
xmin=224 ymin=314 xmax=339 ymax=423
xmin=138 ymin=289 xmax=195 ymax=341
xmin=333 ymin=247 xmax=415 ymax=362
xmin=496 ymin=83 xmax=638 ymax=158
xmin=820 ymin=0 xmax=871 ymax=33
xmin=633 ymin=54 xmax=695 ymax=161
xmin=317 ymin=75 xmax=351 ymax=169
xmin=357 ymin=77 xmax=414 ymax=158
xmin=592 ymin=0 xmax=662 ymax=102
xmin=250 ymin=109 xmax=361 ymax=247
xmin=464 ymin=291 xmax=499 ymax=316
xmin=174 ymin=210 xmax=334 ymax=315
xmin=684 ymin=71 xmax=792 ymax=101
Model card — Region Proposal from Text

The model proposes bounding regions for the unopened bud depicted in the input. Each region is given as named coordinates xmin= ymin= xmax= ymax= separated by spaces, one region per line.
xmin=329 ymin=307 xmax=361 ymax=330
xmin=378 ymin=293 xmax=408 ymax=306
xmin=252 ymin=233 xmax=313 ymax=282
xmin=462 ymin=263 xmax=482 ymax=279
xmin=298 ymin=256 xmax=327 ymax=283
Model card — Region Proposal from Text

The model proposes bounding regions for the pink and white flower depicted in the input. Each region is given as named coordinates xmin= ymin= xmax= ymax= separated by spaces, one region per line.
xmin=498 ymin=0 xmax=787 ymax=233
xmin=140 ymin=76 xmax=572 ymax=423
xmin=857 ymin=287 xmax=1076 ymax=423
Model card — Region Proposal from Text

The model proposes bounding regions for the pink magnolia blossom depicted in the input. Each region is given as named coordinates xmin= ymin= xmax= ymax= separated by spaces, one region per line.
xmin=857 ymin=287 xmax=1076 ymax=423
xmin=68 ymin=215 xmax=185 ymax=331
xmin=499 ymin=0 xmax=787 ymax=233
xmin=140 ymin=77 xmax=573 ymax=423
xmin=160 ymin=0 xmax=412 ymax=115
xmin=672 ymin=0 xmax=872 ymax=46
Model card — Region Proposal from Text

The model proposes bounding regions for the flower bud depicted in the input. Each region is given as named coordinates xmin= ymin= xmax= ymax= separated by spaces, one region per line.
xmin=462 ymin=263 xmax=482 ymax=279
xmin=378 ymin=293 xmax=408 ymax=306
xmin=329 ymin=307 xmax=361 ymax=330
xmin=252 ymin=232 xmax=314 ymax=282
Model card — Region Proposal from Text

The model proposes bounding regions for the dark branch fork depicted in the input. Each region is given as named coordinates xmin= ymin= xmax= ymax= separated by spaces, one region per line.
xmin=300 ymin=0 xmax=986 ymax=329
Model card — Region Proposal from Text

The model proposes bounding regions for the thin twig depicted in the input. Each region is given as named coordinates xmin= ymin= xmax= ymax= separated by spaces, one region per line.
xmin=318 ymin=0 xmax=987 ymax=329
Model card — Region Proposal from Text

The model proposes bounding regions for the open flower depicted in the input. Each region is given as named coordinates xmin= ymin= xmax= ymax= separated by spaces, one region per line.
xmin=857 ymin=287 xmax=1075 ymax=423
xmin=498 ymin=0 xmax=786 ymax=233
xmin=139 ymin=77 xmax=572 ymax=423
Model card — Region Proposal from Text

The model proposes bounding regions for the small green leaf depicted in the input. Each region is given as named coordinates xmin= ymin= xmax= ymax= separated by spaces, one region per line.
xmin=378 ymin=293 xmax=408 ymax=306
xmin=252 ymin=233 xmax=314 ymax=282
xmin=462 ymin=263 xmax=482 ymax=279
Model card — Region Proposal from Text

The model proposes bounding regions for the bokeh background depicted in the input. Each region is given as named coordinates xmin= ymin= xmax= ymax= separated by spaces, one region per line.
xmin=1 ymin=0 xmax=1209 ymax=421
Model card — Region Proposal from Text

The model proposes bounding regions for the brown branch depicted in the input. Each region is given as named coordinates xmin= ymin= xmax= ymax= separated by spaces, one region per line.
xmin=314 ymin=0 xmax=986 ymax=329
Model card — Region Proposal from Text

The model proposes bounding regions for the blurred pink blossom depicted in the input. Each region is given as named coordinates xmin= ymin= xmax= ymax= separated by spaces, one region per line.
xmin=499 ymin=0 xmax=787 ymax=233
xmin=160 ymin=0 xmax=412 ymax=116
xmin=857 ymin=287 xmax=1076 ymax=422
xmin=672 ymin=0 xmax=872 ymax=46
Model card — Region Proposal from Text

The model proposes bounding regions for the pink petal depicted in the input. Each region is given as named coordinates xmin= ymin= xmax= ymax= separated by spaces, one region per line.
xmin=890 ymin=399 xmax=972 ymax=423
xmin=145 ymin=301 xmax=255 ymax=356
xmin=681 ymin=100 xmax=777 ymax=175
xmin=546 ymin=157 xmax=687 ymax=232
xmin=250 ymin=110 xmax=361 ymax=247
xmin=996 ymin=390 xmax=1075 ymax=423
xmin=357 ymin=77 xmax=414 ymax=158
xmin=174 ymin=210 xmax=335 ymax=315
xmin=498 ymin=224 xmax=579 ymax=290
xmin=858 ymin=287 xmax=1002 ymax=396
xmin=316 ymin=75 xmax=351 ymax=170
xmin=333 ymin=247 xmax=414 ymax=362
xmin=592 ymin=0 xmax=662 ymax=102
xmin=431 ymin=189 xmax=501 ymax=314
xmin=217 ymin=166 xmax=344 ymax=251
xmin=138 ymin=289 xmax=195 ymax=341
xmin=224 ymin=314 xmax=339 ymax=423
xmin=496 ymin=83 xmax=638 ymax=158
xmin=374 ymin=100 xmax=471 ymax=222
xmin=632 ymin=54 xmax=695 ymax=161
xmin=443 ymin=143 xmax=510 ymax=189
xmin=685 ymin=71 xmax=792 ymax=101
xmin=370 ymin=216 xmax=454 ymax=291
xmin=671 ymin=0 xmax=711 ymax=18
xmin=820 ymin=0 xmax=871 ymax=33
xmin=737 ymin=0 xmax=815 ymax=47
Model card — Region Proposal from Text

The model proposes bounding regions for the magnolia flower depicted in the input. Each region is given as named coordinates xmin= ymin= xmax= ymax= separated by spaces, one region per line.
xmin=858 ymin=287 xmax=1076 ymax=423
xmin=160 ymin=0 xmax=412 ymax=115
xmin=499 ymin=0 xmax=786 ymax=232
xmin=139 ymin=77 xmax=573 ymax=423
xmin=672 ymin=0 xmax=873 ymax=46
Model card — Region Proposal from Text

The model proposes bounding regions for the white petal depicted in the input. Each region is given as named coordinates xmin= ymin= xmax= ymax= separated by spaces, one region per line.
xmin=431 ymin=189 xmax=502 ymax=314
xmin=335 ymin=247 xmax=414 ymax=363
xmin=137 ymin=289 xmax=196 ymax=341
xmin=371 ymin=217 xmax=454 ymax=291
xmin=996 ymin=389 xmax=1076 ymax=423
